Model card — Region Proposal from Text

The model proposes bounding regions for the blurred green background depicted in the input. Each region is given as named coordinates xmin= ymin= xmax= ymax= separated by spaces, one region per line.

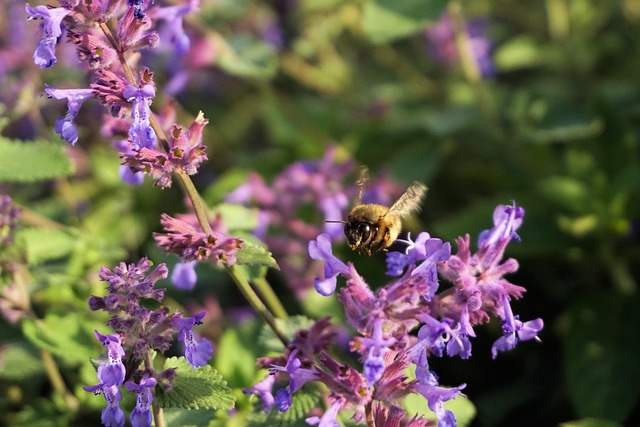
xmin=1 ymin=0 xmax=640 ymax=426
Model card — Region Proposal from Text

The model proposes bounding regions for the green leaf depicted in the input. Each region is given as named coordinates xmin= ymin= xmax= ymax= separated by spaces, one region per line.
xmin=0 ymin=342 xmax=45 ymax=381
xmin=361 ymin=0 xmax=448 ymax=43
xmin=157 ymin=357 xmax=236 ymax=411
xmin=16 ymin=228 xmax=79 ymax=265
xmin=0 ymin=138 xmax=74 ymax=182
xmin=213 ymin=203 xmax=259 ymax=232
xmin=217 ymin=35 xmax=278 ymax=79
xmin=560 ymin=419 xmax=625 ymax=427
xmin=563 ymin=292 xmax=640 ymax=422
xmin=21 ymin=313 xmax=100 ymax=365
xmin=215 ymin=320 xmax=263 ymax=385
xmin=258 ymin=315 xmax=316 ymax=353
xmin=163 ymin=408 xmax=217 ymax=427
xmin=236 ymin=239 xmax=279 ymax=270
xmin=494 ymin=36 xmax=545 ymax=71
xmin=247 ymin=384 xmax=323 ymax=427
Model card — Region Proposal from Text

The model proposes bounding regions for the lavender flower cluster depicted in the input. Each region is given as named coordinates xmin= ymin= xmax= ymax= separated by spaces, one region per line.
xmin=245 ymin=203 xmax=543 ymax=426
xmin=84 ymin=258 xmax=214 ymax=427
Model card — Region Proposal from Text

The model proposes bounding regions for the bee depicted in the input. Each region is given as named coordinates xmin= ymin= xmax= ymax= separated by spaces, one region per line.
xmin=333 ymin=167 xmax=428 ymax=255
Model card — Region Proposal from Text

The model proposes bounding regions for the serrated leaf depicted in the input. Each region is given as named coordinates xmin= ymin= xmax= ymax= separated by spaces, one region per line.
xmin=0 ymin=139 xmax=74 ymax=182
xmin=258 ymin=315 xmax=316 ymax=353
xmin=157 ymin=357 xmax=235 ymax=411
xmin=21 ymin=313 xmax=100 ymax=365
xmin=0 ymin=342 xmax=45 ymax=381
xmin=247 ymin=384 xmax=323 ymax=427
xmin=361 ymin=0 xmax=448 ymax=43
xmin=236 ymin=239 xmax=279 ymax=270
xmin=16 ymin=228 xmax=78 ymax=265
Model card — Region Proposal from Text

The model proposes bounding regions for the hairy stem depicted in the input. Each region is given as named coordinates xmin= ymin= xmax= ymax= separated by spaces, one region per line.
xmin=252 ymin=277 xmax=289 ymax=320
xmin=144 ymin=351 xmax=166 ymax=427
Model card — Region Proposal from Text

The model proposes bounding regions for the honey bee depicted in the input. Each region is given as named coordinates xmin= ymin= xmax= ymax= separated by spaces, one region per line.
xmin=335 ymin=167 xmax=428 ymax=255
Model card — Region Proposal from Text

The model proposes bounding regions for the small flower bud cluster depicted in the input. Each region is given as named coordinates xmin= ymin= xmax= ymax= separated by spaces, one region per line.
xmin=246 ymin=202 xmax=543 ymax=426
xmin=85 ymin=257 xmax=214 ymax=427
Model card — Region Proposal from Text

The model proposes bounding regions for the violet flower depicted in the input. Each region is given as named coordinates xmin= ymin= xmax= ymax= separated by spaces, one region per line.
xmin=25 ymin=3 xmax=71 ymax=68
xmin=361 ymin=318 xmax=396 ymax=385
xmin=123 ymin=84 xmax=157 ymax=149
xmin=83 ymin=384 xmax=125 ymax=427
xmin=171 ymin=260 xmax=198 ymax=290
xmin=305 ymin=398 xmax=344 ymax=427
xmin=308 ymin=233 xmax=349 ymax=296
xmin=174 ymin=311 xmax=214 ymax=368
xmin=270 ymin=349 xmax=318 ymax=411
xmin=94 ymin=331 xmax=126 ymax=387
xmin=44 ymin=85 xmax=95 ymax=145
xmin=491 ymin=294 xmax=543 ymax=359
xmin=125 ymin=374 xmax=157 ymax=427
xmin=149 ymin=0 xmax=198 ymax=56
xmin=243 ymin=374 xmax=276 ymax=413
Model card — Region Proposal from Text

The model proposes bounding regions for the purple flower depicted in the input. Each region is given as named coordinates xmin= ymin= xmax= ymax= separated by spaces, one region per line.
xmin=94 ymin=331 xmax=126 ymax=387
xmin=171 ymin=260 xmax=197 ymax=290
xmin=174 ymin=311 xmax=214 ymax=368
xmin=150 ymin=0 xmax=198 ymax=56
xmin=243 ymin=374 xmax=276 ymax=413
xmin=306 ymin=398 xmax=343 ymax=427
xmin=413 ymin=382 xmax=466 ymax=427
xmin=83 ymin=384 xmax=125 ymax=427
xmin=123 ymin=84 xmax=156 ymax=149
xmin=125 ymin=374 xmax=157 ymax=427
xmin=25 ymin=4 xmax=70 ymax=68
xmin=308 ymin=233 xmax=349 ymax=296
xmin=271 ymin=350 xmax=318 ymax=411
xmin=361 ymin=319 xmax=396 ymax=385
xmin=491 ymin=294 xmax=543 ymax=359
xmin=44 ymin=85 xmax=95 ymax=145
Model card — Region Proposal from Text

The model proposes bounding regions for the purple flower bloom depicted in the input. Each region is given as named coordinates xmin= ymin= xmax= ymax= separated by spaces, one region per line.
xmin=308 ymin=233 xmax=349 ymax=296
xmin=123 ymin=84 xmax=156 ymax=149
xmin=270 ymin=350 xmax=318 ymax=411
xmin=306 ymin=398 xmax=343 ymax=427
xmin=25 ymin=3 xmax=70 ymax=68
xmin=243 ymin=374 xmax=276 ymax=413
xmin=125 ymin=374 xmax=157 ymax=427
xmin=413 ymin=382 xmax=466 ymax=427
xmin=83 ymin=384 xmax=125 ymax=427
xmin=171 ymin=260 xmax=197 ymax=290
xmin=491 ymin=294 xmax=543 ymax=359
xmin=174 ymin=311 xmax=214 ymax=368
xmin=361 ymin=319 xmax=396 ymax=384
xmin=150 ymin=0 xmax=198 ymax=56
xmin=94 ymin=331 xmax=126 ymax=387
xmin=44 ymin=85 xmax=95 ymax=145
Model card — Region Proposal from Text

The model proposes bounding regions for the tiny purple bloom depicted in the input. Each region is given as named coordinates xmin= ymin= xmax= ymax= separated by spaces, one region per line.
xmin=83 ymin=384 xmax=125 ymax=427
xmin=308 ymin=233 xmax=349 ymax=296
xmin=171 ymin=260 xmax=197 ymax=290
xmin=126 ymin=375 xmax=157 ymax=427
xmin=44 ymin=85 xmax=94 ymax=145
xmin=174 ymin=311 xmax=214 ymax=368
xmin=123 ymin=84 xmax=157 ymax=149
xmin=25 ymin=4 xmax=70 ymax=68
xmin=94 ymin=330 xmax=126 ymax=387
xmin=271 ymin=349 xmax=318 ymax=411
xmin=361 ymin=319 xmax=396 ymax=385
xmin=414 ymin=382 xmax=466 ymax=427
xmin=150 ymin=0 xmax=198 ymax=56
xmin=243 ymin=374 xmax=276 ymax=413
xmin=478 ymin=202 xmax=525 ymax=250
xmin=305 ymin=398 xmax=343 ymax=427
xmin=491 ymin=294 xmax=543 ymax=359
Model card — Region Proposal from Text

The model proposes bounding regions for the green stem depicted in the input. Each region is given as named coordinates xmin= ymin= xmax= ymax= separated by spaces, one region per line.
xmin=252 ymin=277 xmax=289 ymax=320
xmin=40 ymin=349 xmax=80 ymax=412
xmin=226 ymin=265 xmax=290 ymax=347
xmin=144 ymin=351 xmax=166 ymax=427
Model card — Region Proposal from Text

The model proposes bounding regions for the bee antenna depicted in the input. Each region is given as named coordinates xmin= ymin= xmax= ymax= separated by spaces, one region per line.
xmin=325 ymin=220 xmax=347 ymax=224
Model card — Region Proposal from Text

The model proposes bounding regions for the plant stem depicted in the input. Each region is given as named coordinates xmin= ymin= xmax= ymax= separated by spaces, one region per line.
xmin=144 ymin=351 xmax=166 ymax=427
xmin=252 ymin=277 xmax=289 ymax=320
xmin=226 ymin=265 xmax=290 ymax=347
xmin=365 ymin=401 xmax=375 ymax=427
xmin=40 ymin=349 xmax=80 ymax=412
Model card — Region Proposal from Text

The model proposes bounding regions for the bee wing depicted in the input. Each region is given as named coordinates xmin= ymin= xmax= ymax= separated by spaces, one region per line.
xmin=354 ymin=165 xmax=370 ymax=206
xmin=387 ymin=181 xmax=428 ymax=218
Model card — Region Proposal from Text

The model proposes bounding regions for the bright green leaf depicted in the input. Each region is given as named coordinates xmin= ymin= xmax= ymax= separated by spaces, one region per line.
xmin=236 ymin=239 xmax=279 ymax=270
xmin=0 ymin=342 xmax=44 ymax=381
xmin=157 ymin=357 xmax=236 ymax=411
xmin=163 ymin=408 xmax=217 ymax=427
xmin=361 ymin=0 xmax=447 ymax=43
xmin=0 ymin=139 xmax=74 ymax=182
xmin=17 ymin=228 xmax=79 ymax=265
xmin=218 ymin=35 xmax=278 ymax=79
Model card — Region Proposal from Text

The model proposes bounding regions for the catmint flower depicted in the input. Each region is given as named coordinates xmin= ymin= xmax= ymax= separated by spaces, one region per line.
xmin=243 ymin=374 xmax=276 ymax=413
xmin=171 ymin=260 xmax=197 ymax=290
xmin=174 ymin=311 xmax=214 ymax=368
xmin=150 ymin=0 xmax=198 ymax=56
xmin=44 ymin=85 xmax=95 ymax=145
xmin=306 ymin=398 xmax=344 ymax=427
xmin=25 ymin=3 xmax=71 ymax=68
xmin=125 ymin=374 xmax=157 ymax=427
xmin=361 ymin=319 xmax=396 ymax=385
xmin=123 ymin=84 xmax=156 ymax=149
xmin=67 ymin=29 xmax=117 ymax=69
xmin=413 ymin=382 xmax=466 ymax=427
xmin=308 ymin=233 xmax=349 ymax=296
xmin=153 ymin=213 xmax=242 ymax=264
xmin=478 ymin=202 xmax=525 ymax=267
xmin=426 ymin=13 xmax=494 ymax=78
xmin=270 ymin=350 xmax=318 ymax=411
xmin=118 ymin=6 xmax=159 ymax=50
xmin=113 ymin=140 xmax=144 ymax=185
xmin=491 ymin=294 xmax=543 ymax=359
xmin=94 ymin=331 xmax=126 ymax=387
